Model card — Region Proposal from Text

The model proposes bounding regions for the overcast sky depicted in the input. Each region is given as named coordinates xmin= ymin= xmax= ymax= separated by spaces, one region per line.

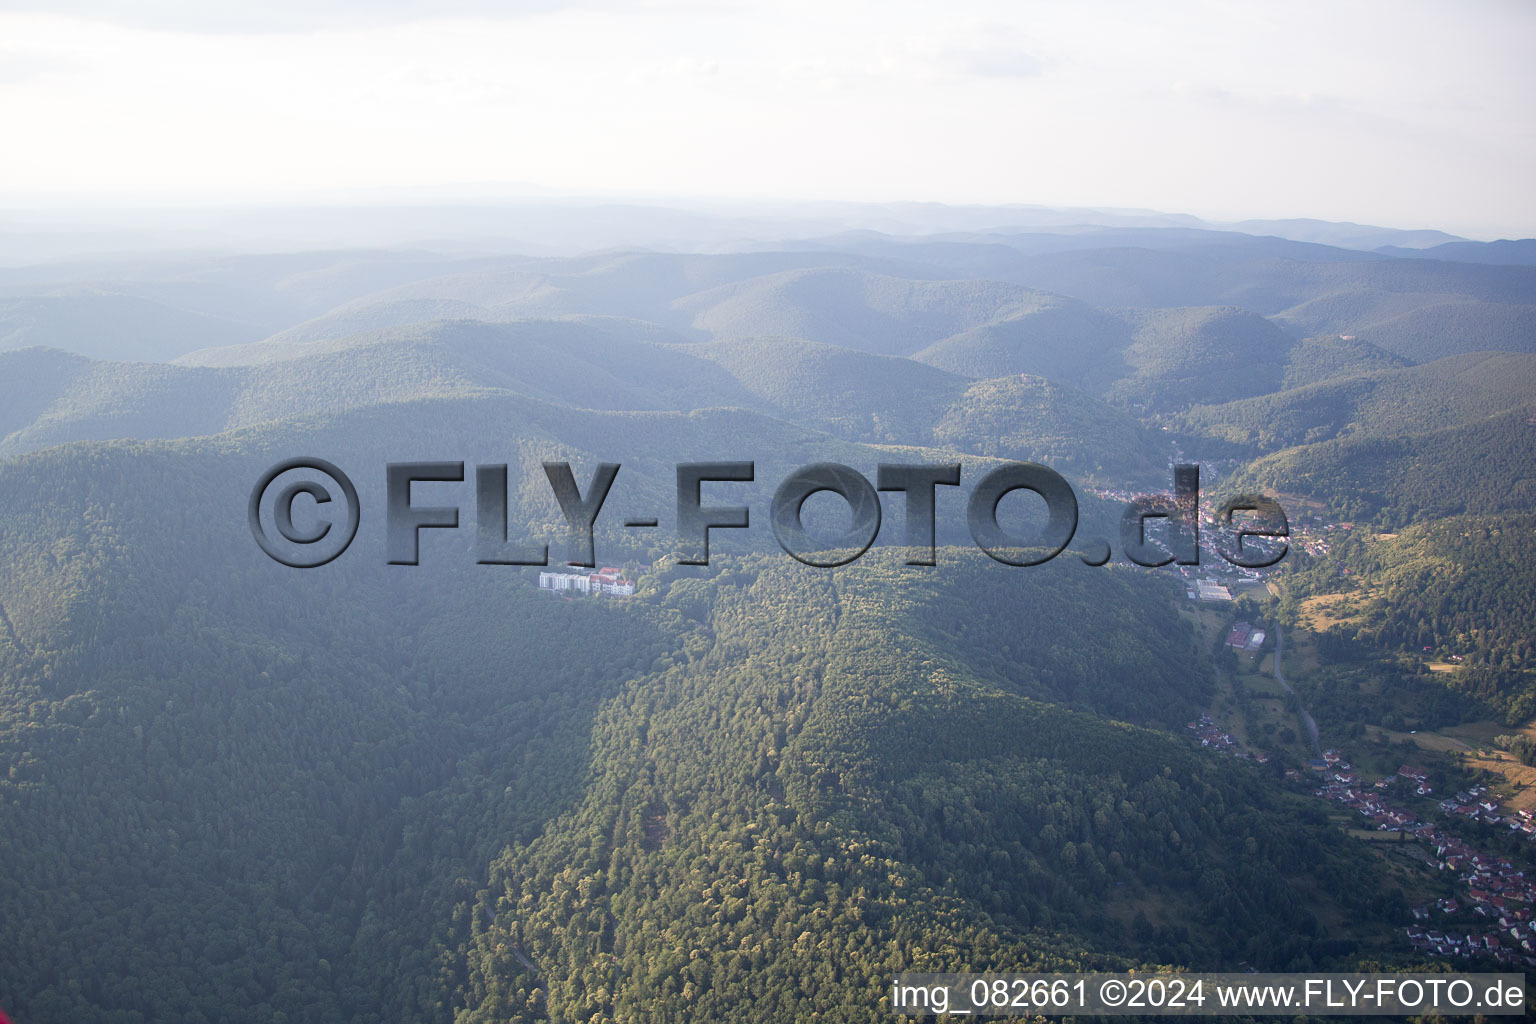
xmin=1 ymin=0 xmax=1533 ymax=238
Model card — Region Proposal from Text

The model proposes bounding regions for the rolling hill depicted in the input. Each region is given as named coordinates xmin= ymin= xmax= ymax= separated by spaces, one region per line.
xmin=2 ymin=322 xmax=1165 ymax=486
xmin=1178 ymin=351 xmax=1536 ymax=452
xmin=1278 ymin=334 xmax=1413 ymax=389
xmin=1106 ymin=306 xmax=1295 ymax=411
xmin=0 ymin=409 xmax=1402 ymax=1020
xmin=0 ymin=320 xmax=766 ymax=457
xmin=1227 ymin=402 xmax=1536 ymax=524
xmin=676 ymin=336 xmax=965 ymax=440
xmin=0 ymin=292 xmax=262 ymax=362
xmin=676 ymin=268 xmax=1041 ymax=355
xmin=1282 ymin=514 xmax=1536 ymax=723
xmin=911 ymin=294 xmax=1131 ymax=388
xmin=3 ymin=213 xmax=1534 ymax=1022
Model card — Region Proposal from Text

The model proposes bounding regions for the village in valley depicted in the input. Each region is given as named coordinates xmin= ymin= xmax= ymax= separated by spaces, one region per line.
xmin=1150 ymin=440 xmax=1536 ymax=968
xmin=1310 ymin=753 xmax=1536 ymax=965
xmin=533 ymin=461 xmax=1533 ymax=967
xmin=1182 ymin=597 xmax=1536 ymax=968
xmin=1087 ymin=452 xmax=1347 ymax=607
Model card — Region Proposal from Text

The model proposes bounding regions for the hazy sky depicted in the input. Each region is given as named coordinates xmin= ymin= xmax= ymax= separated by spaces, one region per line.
xmin=1 ymin=0 xmax=1533 ymax=237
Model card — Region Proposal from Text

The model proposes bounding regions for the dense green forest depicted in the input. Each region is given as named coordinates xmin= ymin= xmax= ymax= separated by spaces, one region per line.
xmin=1281 ymin=515 xmax=1536 ymax=722
xmin=3 ymin=223 xmax=1534 ymax=1020
xmin=0 ymin=434 xmax=1402 ymax=1021
xmin=1227 ymin=404 xmax=1536 ymax=525
xmin=459 ymin=556 xmax=1396 ymax=1022
xmin=1177 ymin=351 xmax=1536 ymax=452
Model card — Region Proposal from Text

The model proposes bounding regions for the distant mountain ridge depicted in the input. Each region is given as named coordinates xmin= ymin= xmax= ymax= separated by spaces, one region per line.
xmin=5 ymin=212 xmax=1535 ymax=1022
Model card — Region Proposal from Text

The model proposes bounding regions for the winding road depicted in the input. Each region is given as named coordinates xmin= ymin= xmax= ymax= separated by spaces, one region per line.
xmin=1271 ymin=626 xmax=1321 ymax=758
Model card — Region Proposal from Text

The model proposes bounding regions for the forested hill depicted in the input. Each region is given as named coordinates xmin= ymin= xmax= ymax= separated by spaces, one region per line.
xmin=0 ymin=327 xmax=1167 ymax=486
xmin=1176 ymin=351 xmax=1536 ymax=452
xmin=1226 ymin=402 xmax=1536 ymax=525
xmin=1280 ymin=515 xmax=1536 ymax=723
xmin=0 ymin=414 xmax=1399 ymax=1020
xmin=460 ymin=556 xmax=1392 ymax=1022
xmin=2 ymin=217 xmax=1534 ymax=1021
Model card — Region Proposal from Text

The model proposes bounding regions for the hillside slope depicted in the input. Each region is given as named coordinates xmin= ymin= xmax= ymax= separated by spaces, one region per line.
xmin=1179 ymin=351 xmax=1536 ymax=451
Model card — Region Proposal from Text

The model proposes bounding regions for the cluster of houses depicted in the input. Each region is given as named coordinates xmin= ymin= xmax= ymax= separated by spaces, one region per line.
xmin=1405 ymin=844 xmax=1536 ymax=966
xmin=537 ymin=567 xmax=637 ymax=597
xmin=1405 ymin=924 xmax=1516 ymax=962
xmin=1439 ymin=785 xmax=1508 ymax=826
xmin=1080 ymin=454 xmax=1299 ymax=588
xmin=1291 ymin=513 xmax=1353 ymax=559
xmin=1187 ymin=712 xmax=1238 ymax=752
xmin=1184 ymin=712 xmax=1270 ymax=764
xmin=1085 ymin=444 xmax=1355 ymax=582
xmin=1311 ymin=761 xmax=1428 ymax=826
xmin=1303 ymin=757 xmax=1536 ymax=964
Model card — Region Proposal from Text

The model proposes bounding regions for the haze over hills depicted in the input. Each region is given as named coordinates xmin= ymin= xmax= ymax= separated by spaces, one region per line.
xmin=1377 ymin=238 xmax=1536 ymax=265
xmin=0 ymin=292 xmax=262 ymax=362
xmin=4 ymin=209 xmax=1533 ymax=371
xmin=2 ymin=204 xmax=1536 ymax=1022
xmin=0 ymin=199 xmax=1485 ymax=265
